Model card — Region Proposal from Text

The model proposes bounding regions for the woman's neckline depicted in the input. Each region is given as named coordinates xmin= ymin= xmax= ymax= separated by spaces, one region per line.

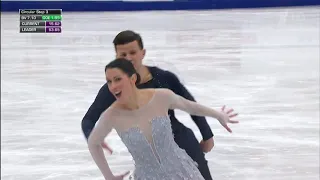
xmin=110 ymin=89 xmax=157 ymax=113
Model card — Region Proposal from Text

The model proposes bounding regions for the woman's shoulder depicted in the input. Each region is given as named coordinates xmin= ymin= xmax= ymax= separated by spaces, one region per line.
xmin=154 ymin=88 xmax=175 ymax=96
xmin=140 ymin=88 xmax=174 ymax=98
xmin=107 ymin=102 xmax=124 ymax=114
xmin=147 ymin=88 xmax=176 ymax=104
xmin=101 ymin=103 xmax=122 ymax=120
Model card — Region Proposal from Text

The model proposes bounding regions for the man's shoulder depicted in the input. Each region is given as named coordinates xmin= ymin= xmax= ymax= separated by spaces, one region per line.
xmin=96 ymin=83 xmax=115 ymax=102
xmin=98 ymin=82 xmax=111 ymax=93
xmin=148 ymin=66 xmax=178 ymax=79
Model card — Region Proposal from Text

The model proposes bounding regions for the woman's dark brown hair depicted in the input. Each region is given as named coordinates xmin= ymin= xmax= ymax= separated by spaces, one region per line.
xmin=105 ymin=58 xmax=141 ymax=85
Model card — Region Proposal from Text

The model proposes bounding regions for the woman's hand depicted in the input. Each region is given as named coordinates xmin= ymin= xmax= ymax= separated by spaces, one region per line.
xmin=217 ymin=105 xmax=239 ymax=133
xmin=107 ymin=171 xmax=130 ymax=180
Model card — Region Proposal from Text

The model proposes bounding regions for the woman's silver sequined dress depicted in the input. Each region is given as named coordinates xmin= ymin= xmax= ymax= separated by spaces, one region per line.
xmin=118 ymin=116 xmax=204 ymax=180
xmin=89 ymin=89 xmax=217 ymax=180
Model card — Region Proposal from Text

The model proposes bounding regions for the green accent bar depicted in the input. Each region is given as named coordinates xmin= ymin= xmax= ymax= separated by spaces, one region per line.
xmin=42 ymin=15 xmax=62 ymax=21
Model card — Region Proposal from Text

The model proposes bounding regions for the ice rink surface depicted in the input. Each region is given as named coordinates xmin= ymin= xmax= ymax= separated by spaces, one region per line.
xmin=1 ymin=6 xmax=320 ymax=180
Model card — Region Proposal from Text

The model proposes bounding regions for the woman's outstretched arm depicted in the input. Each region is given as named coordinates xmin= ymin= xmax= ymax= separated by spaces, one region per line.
xmin=161 ymin=89 xmax=239 ymax=132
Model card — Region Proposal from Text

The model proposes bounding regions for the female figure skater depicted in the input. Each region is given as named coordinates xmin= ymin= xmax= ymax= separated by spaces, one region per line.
xmin=88 ymin=58 xmax=239 ymax=180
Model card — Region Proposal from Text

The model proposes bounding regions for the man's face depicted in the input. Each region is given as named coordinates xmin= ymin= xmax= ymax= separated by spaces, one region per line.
xmin=115 ymin=40 xmax=146 ymax=71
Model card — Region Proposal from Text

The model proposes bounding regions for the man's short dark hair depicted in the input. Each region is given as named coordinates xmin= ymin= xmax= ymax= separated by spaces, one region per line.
xmin=113 ymin=30 xmax=144 ymax=50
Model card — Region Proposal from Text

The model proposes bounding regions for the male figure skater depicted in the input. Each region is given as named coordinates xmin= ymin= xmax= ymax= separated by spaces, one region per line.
xmin=82 ymin=30 xmax=219 ymax=180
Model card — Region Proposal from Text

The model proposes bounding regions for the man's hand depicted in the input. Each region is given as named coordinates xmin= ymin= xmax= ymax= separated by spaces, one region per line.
xmin=200 ymin=137 xmax=214 ymax=153
xmin=101 ymin=142 xmax=113 ymax=154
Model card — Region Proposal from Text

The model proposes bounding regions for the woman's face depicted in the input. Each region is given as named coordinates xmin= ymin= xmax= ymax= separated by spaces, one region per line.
xmin=105 ymin=68 xmax=136 ymax=104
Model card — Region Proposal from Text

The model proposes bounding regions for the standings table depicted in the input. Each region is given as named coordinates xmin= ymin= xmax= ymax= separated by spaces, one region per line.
xmin=19 ymin=9 xmax=62 ymax=33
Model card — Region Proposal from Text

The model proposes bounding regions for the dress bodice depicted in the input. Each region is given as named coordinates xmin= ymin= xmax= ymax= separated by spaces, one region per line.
xmin=88 ymin=88 xmax=216 ymax=180
xmin=118 ymin=116 xmax=202 ymax=180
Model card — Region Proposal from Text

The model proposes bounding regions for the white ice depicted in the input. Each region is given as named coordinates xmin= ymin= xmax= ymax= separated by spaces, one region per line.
xmin=1 ymin=6 xmax=319 ymax=180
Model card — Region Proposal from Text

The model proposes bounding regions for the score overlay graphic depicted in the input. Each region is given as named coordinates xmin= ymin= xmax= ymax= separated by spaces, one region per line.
xmin=19 ymin=9 xmax=62 ymax=33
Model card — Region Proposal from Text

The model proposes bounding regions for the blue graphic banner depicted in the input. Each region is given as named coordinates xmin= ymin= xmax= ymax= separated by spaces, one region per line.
xmin=1 ymin=0 xmax=319 ymax=12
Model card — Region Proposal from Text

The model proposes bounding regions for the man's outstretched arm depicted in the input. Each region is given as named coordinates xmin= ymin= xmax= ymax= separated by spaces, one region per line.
xmin=81 ymin=83 xmax=115 ymax=140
